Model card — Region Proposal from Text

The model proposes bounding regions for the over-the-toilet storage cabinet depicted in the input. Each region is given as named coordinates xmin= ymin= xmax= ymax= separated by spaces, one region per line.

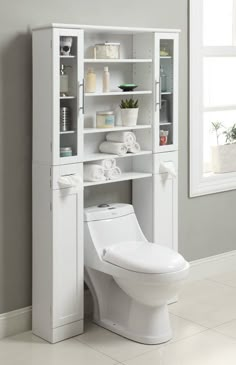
xmin=32 ymin=24 xmax=179 ymax=343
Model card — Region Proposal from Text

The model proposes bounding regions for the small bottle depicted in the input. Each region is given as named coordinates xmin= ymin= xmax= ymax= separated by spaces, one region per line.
xmin=85 ymin=68 xmax=96 ymax=93
xmin=160 ymin=66 xmax=167 ymax=92
xmin=103 ymin=66 xmax=110 ymax=93
xmin=60 ymin=64 xmax=69 ymax=96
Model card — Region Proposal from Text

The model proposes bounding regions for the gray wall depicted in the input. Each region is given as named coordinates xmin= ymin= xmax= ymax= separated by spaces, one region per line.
xmin=0 ymin=0 xmax=235 ymax=314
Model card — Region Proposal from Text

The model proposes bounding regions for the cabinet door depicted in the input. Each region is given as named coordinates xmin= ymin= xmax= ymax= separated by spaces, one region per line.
xmin=153 ymin=173 xmax=177 ymax=251
xmin=52 ymin=28 xmax=84 ymax=166
xmin=153 ymin=33 xmax=179 ymax=153
xmin=52 ymin=186 xmax=83 ymax=328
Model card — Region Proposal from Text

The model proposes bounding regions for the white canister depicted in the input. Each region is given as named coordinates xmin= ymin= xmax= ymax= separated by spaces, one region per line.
xmin=96 ymin=111 xmax=115 ymax=128
xmin=94 ymin=43 xmax=120 ymax=59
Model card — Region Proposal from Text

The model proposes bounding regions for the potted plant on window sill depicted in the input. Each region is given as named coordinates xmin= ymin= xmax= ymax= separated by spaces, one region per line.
xmin=120 ymin=98 xmax=139 ymax=126
xmin=211 ymin=122 xmax=236 ymax=173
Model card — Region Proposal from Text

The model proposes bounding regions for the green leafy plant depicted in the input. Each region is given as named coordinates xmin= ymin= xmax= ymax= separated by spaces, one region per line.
xmin=120 ymin=98 xmax=139 ymax=109
xmin=211 ymin=121 xmax=236 ymax=145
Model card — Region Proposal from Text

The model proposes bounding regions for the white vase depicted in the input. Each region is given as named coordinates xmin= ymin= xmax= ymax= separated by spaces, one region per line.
xmin=120 ymin=108 xmax=139 ymax=126
xmin=211 ymin=144 xmax=236 ymax=173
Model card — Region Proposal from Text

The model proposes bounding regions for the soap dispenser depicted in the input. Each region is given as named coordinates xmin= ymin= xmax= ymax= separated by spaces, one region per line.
xmin=60 ymin=64 xmax=70 ymax=96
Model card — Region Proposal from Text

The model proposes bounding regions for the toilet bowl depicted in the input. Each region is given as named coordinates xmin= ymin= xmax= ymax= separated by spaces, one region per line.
xmin=84 ymin=203 xmax=189 ymax=344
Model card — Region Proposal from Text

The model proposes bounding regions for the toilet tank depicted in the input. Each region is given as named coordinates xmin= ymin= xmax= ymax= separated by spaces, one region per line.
xmin=84 ymin=204 xmax=147 ymax=253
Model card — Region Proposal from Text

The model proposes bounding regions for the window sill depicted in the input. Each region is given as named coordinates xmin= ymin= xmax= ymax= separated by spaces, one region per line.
xmin=190 ymin=170 xmax=236 ymax=197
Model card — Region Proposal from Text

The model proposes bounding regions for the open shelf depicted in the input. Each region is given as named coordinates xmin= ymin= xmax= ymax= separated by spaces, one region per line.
xmin=160 ymin=122 xmax=172 ymax=126
xmin=83 ymin=124 xmax=151 ymax=134
xmin=84 ymin=172 xmax=152 ymax=187
xmin=84 ymin=150 xmax=152 ymax=162
xmin=84 ymin=58 xmax=152 ymax=63
xmin=85 ymin=90 xmax=152 ymax=97
xmin=160 ymin=56 xmax=172 ymax=59
xmin=161 ymin=92 xmax=172 ymax=95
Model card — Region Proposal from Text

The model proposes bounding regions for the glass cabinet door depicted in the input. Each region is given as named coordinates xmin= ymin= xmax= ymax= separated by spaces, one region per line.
xmin=154 ymin=33 xmax=179 ymax=152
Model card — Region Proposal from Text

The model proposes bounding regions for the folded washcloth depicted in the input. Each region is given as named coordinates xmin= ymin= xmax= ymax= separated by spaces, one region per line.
xmin=96 ymin=158 xmax=116 ymax=170
xmin=84 ymin=164 xmax=106 ymax=182
xmin=99 ymin=141 xmax=128 ymax=156
xmin=106 ymin=131 xmax=136 ymax=148
xmin=128 ymin=142 xmax=141 ymax=154
xmin=105 ymin=166 xmax=122 ymax=180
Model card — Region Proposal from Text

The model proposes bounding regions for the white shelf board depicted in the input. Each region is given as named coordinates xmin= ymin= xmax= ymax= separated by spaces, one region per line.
xmin=84 ymin=172 xmax=152 ymax=187
xmin=60 ymin=96 xmax=76 ymax=99
xmin=160 ymin=56 xmax=172 ymax=59
xmin=85 ymin=90 xmax=152 ymax=97
xmin=158 ymin=145 xmax=177 ymax=152
xmin=60 ymin=130 xmax=76 ymax=134
xmin=84 ymin=150 xmax=152 ymax=162
xmin=60 ymin=55 xmax=76 ymax=58
xmin=84 ymin=58 xmax=152 ymax=63
xmin=161 ymin=92 xmax=172 ymax=95
xmin=84 ymin=124 xmax=151 ymax=134
xmin=160 ymin=122 xmax=172 ymax=126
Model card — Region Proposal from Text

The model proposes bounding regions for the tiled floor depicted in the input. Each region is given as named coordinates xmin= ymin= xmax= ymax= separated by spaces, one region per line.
xmin=1 ymin=271 xmax=236 ymax=365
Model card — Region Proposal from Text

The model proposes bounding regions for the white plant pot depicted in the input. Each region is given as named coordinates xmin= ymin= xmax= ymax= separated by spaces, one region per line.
xmin=120 ymin=108 xmax=139 ymax=126
xmin=211 ymin=144 xmax=236 ymax=173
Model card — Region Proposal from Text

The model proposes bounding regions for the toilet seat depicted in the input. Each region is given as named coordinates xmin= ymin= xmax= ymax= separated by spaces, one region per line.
xmin=103 ymin=241 xmax=186 ymax=274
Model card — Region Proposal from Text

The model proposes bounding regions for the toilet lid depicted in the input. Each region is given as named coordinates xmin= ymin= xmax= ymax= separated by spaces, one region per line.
xmin=103 ymin=241 xmax=187 ymax=274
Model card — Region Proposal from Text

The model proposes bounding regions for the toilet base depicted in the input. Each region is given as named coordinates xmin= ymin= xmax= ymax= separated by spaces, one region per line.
xmin=94 ymin=314 xmax=172 ymax=345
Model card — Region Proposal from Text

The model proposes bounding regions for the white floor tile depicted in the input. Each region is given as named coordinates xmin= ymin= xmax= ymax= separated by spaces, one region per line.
xmin=214 ymin=319 xmax=236 ymax=339
xmin=207 ymin=270 xmax=236 ymax=288
xmin=169 ymin=279 xmax=236 ymax=327
xmin=169 ymin=313 xmax=206 ymax=342
xmin=122 ymin=330 xmax=236 ymax=365
xmin=0 ymin=331 xmax=116 ymax=365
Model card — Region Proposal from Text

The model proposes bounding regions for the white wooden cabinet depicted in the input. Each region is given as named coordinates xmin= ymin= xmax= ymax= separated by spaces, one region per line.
xmin=33 ymin=24 xmax=179 ymax=343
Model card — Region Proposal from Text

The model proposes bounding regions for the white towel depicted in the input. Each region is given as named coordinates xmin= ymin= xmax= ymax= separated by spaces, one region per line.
xmin=106 ymin=131 xmax=136 ymax=148
xmin=128 ymin=142 xmax=141 ymax=154
xmin=96 ymin=158 xmax=116 ymax=170
xmin=105 ymin=166 xmax=122 ymax=180
xmin=99 ymin=141 xmax=128 ymax=156
xmin=84 ymin=164 xmax=106 ymax=182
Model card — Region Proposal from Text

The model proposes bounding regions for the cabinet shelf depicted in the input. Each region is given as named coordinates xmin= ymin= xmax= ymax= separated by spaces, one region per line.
xmin=84 ymin=150 xmax=152 ymax=162
xmin=160 ymin=122 xmax=172 ymax=126
xmin=60 ymin=130 xmax=76 ymax=134
xmin=60 ymin=55 xmax=76 ymax=59
xmin=160 ymin=56 xmax=172 ymax=59
xmin=84 ymin=58 xmax=152 ymax=63
xmin=161 ymin=92 xmax=172 ymax=95
xmin=60 ymin=96 xmax=76 ymax=99
xmin=85 ymin=90 xmax=152 ymax=97
xmin=83 ymin=124 xmax=151 ymax=134
xmin=84 ymin=172 xmax=152 ymax=187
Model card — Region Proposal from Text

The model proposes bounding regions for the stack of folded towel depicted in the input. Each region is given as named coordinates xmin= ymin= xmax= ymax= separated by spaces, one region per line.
xmin=84 ymin=158 xmax=122 ymax=182
xmin=99 ymin=132 xmax=141 ymax=156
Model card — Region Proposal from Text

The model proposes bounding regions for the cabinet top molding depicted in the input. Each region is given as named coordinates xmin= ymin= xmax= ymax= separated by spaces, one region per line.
xmin=32 ymin=23 xmax=181 ymax=34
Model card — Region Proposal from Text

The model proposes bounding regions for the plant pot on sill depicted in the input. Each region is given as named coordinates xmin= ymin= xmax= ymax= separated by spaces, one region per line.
xmin=211 ymin=143 xmax=236 ymax=173
xmin=120 ymin=108 xmax=139 ymax=126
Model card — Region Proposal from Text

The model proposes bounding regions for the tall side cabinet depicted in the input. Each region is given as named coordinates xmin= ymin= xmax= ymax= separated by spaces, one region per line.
xmin=32 ymin=24 xmax=179 ymax=343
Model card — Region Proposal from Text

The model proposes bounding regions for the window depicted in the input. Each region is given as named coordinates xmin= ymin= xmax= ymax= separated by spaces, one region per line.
xmin=190 ymin=0 xmax=236 ymax=196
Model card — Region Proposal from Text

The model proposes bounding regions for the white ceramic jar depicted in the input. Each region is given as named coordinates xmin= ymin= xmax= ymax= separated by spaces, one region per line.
xmin=96 ymin=111 xmax=115 ymax=128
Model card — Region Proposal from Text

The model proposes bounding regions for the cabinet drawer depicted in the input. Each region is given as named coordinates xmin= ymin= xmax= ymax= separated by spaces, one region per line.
xmin=52 ymin=163 xmax=83 ymax=190
xmin=153 ymin=152 xmax=178 ymax=175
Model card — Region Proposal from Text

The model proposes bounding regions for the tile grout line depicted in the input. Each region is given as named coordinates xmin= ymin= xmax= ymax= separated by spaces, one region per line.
xmin=206 ymin=277 xmax=236 ymax=289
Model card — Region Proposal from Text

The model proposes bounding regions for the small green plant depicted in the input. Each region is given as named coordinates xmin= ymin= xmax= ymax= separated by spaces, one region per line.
xmin=211 ymin=121 xmax=236 ymax=145
xmin=120 ymin=98 xmax=139 ymax=109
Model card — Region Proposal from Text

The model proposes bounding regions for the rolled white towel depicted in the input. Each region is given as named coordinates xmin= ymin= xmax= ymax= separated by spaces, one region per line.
xmin=96 ymin=158 xmax=116 ymax=170
xmin=128 ymin=142 xmax=141 ymax=154
xmin=99 ymin=141 xmax=128 ymax=156
xmin=84 ymin=164 xmax=106 ymax=182
xmin=105 ymin=166 xmax=122 ymax=180
xmin=106 ymin=131 xmax=136 ymax=147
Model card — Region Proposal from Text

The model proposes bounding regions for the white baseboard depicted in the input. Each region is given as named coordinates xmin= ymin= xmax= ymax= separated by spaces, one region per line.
xmin=0 ymin=306 xmax=32 ymax=340
xmin=189 ymin=249 xmax=236 ymax=281
xmin=0 ymin=250 xmax=236 ymax=341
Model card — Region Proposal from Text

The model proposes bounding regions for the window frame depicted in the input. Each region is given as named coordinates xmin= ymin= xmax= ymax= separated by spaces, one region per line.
xmin=190 ymin=0 xmax=236 ymax=197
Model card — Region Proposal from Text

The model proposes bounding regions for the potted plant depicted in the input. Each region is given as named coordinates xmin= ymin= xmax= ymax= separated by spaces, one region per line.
xmin=211 ymin=122 xmax=236 ymax=173
xmin=120 ymin=98 xmax=139 ymax=126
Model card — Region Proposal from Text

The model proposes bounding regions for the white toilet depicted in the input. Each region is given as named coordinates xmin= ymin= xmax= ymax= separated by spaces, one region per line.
xmin=84 ymin=203 xmax=189 ymax=345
